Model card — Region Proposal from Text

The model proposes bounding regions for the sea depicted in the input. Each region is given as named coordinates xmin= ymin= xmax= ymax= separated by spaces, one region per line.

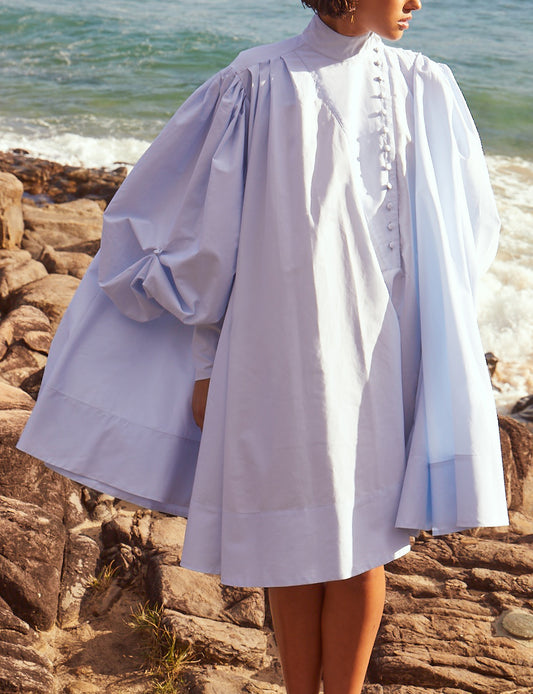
xmin=1 ymin=0 xmax=532 ymax=411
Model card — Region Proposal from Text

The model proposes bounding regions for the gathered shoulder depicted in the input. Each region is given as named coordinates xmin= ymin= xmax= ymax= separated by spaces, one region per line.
xmin=383 ymin=43 xmax=457 ymax=94
xmin=230 ymin=34 xmax=305 ymax=73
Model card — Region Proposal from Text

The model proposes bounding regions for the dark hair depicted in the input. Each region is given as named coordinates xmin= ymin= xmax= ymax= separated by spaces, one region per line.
xmin=301 ymin=0 xmax=356 ymax=17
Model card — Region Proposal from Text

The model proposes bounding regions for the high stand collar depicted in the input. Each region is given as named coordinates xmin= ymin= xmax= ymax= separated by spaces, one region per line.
xmin=302 ymin=13 xmax=377 ymax=61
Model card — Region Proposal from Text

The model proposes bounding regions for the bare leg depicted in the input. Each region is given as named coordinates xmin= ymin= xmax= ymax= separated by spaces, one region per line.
xmin=268 ymin=583 xmax=324 ymax=694
xmin=321 ymin=566 xmax=386 ymax=694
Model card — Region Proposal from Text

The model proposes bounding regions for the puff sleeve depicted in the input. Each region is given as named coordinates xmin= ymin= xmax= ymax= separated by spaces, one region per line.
xmin=394 ymin=55 xmax=508 ymax=534
xmin=98 ymin=67 xmax=248 ymax=377
xmin=411 ymin=56 xmax=500 ymax=286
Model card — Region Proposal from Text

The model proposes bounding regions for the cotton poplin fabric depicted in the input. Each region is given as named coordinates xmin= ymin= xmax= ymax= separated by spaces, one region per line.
xmin=17 ymin=15 xmax=509 ymax=587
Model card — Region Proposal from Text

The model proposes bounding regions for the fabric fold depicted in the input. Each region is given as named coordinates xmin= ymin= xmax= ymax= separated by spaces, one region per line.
xmin=16 ymin=17 xmax=509 ymax=587
xmin=394 ymin=55 xmax=509 ymax=533
xmin=98 ymin=66 xmax=247 ymax=332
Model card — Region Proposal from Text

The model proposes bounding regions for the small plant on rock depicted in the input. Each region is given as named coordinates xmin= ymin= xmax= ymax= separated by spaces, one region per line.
xmin=128 ymin=602 xmax=196 ymax=693
xmin=87 ymin=562 xmax=119 ymax=592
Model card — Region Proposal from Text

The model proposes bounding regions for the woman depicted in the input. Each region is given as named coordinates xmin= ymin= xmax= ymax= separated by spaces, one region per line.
xmin=18 ymin=1 xmax=509 ymax=692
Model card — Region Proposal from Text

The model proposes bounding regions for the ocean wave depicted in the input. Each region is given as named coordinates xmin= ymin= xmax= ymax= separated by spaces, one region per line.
xmin=479 ymin=155 xmax=533 ymax=411
xmin=0 ymin=127 xmax=151 ymax=170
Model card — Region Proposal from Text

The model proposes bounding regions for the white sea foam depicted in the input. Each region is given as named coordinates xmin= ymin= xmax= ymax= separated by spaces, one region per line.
xmin=478 ymin=155 xmax=533 ymax=412
xmin=0 ymin=127 xmax=151 ymax=170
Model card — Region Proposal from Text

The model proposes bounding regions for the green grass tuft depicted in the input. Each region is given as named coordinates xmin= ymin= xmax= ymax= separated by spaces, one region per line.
xmin=87 ymin=563 xmax=119 ymax=592
xmin=128 ymin=602 xmax=196 ymax=693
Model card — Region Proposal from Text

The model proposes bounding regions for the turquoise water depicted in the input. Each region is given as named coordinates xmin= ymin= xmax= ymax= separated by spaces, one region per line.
xmin=1 ymin=0 xmax=532 ymax=163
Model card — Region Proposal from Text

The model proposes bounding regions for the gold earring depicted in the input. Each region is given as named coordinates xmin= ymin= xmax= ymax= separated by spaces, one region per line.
xmin=349 ymin=1 xmax=358 ymax=23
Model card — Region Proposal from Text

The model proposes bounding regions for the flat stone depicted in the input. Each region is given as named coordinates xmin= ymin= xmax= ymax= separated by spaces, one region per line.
xmin=23 ymin=198 xmax=103 ymax=249
xmin=163 ymin=609 xmax=267 ymax=669
xmin=147 ymin=560 xmax=265 ymax=628
xmin=186 ymin=665 xmax=285 ymax=694
xmin=147 ymin=515 xmax=187 ymax=556
xmin=502 ymin=611 xmax=533 ymax=639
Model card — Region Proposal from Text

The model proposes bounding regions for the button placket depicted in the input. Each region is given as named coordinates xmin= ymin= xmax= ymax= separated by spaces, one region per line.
xmin=372 ymin=43 xmax=400 ymax=263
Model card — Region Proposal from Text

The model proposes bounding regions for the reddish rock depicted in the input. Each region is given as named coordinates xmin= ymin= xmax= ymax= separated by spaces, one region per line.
xmin=0 ymin=150 xmax=126 ymax=205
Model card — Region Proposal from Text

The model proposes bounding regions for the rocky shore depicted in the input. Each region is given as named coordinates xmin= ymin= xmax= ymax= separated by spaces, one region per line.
xmin=0 ymin=151 xmax=533 ymax=694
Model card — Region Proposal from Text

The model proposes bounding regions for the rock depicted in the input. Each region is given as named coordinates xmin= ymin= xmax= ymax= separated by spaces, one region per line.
xmin=163 ymin=609 xmax=267 ymax=668
xmin=0 ymin=495 xmax=66 ymax=630
xmin=0 ymin=172 xmax=24 ymax=249
xmin=0 ymin=643 xmax=55 ymax=693
xmin=501 ymin=610 xmax=533 ymax=640
xmin=510 ymin=394 xmax=533 ymax=433
xmin=63 ymin=484 xmax=89 ymax=530
xmin=186 ymin=665 xmax=285 ymax=694
xmin=57 ymin=238 xmax=100 ymax=257
xmin=57 ymin=532 xmax=101 ymax=628
xmin=0 ymin=600 xmax=32 ymax=635
xmin=10 ymin=273 xmax=80 ymax=330
xmin=0 ymin=151 xmax=126 ymax=205
xmin=131 ymin=508 xmax=152 ymax=547
xmin=146 ymin=515 xmax=187 ymax=556
xmin=101 ymin=514 xmax=135 ymax=549
xmin=0 ymin=343 xmax=47 ymax=387
xmin=19 ymin=367 xmax=45 ymax=400
xmin=81 ymin=488 xmax=117 ymax=523
xmin=0 ymin=305 xmax=52 ymax=354
xmin=0 ymin=382 xmax=35 ymax=411
xmin=0 ymin=249 xmax=48 ymax=307
xmin=0 ymin=306 xmax=52 ymax=386
xmin=0 ymin=408 xmax=31 ymax=445
xmin=19 ymin=229 xmax=44 ymax=260
xmin=23 ymin=199 xmax=103 ymax=250
xmin=498 ymin=415 xmax=533 ymax=534
xmin=372 ymin=528 xmax=533 ymax=693
xmin=39 ymin=244 xmax=92 ymax=280
xmin=22 ymin=329 xmax=52 ymax=353
xmin=147 ymin=560 xmax=265 ymax=628
xmin=63 ymin=683 xmax=101 ymax=694
xmin=0 ymin=408 xmax=73 ymax=521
